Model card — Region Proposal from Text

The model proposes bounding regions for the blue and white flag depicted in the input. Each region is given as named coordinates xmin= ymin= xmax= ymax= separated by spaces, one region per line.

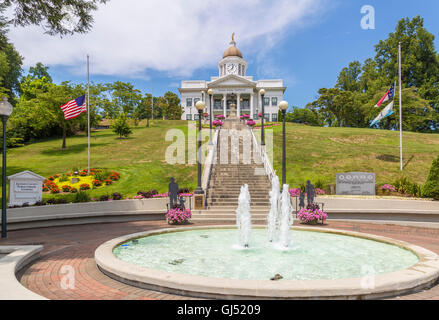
xmin=370 ymin=101 xmax=394 ymax=127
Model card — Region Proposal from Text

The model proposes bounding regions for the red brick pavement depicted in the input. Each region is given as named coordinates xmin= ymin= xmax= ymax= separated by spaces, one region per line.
xmin=1 ymin=220 xmax=438 ymax=300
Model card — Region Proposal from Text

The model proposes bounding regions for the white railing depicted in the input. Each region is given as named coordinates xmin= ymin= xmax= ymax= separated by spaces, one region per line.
xmin=250 ymin=127 xmax=275 ymax=181
xmin=201 ymin=129 xmax=219 ymax=193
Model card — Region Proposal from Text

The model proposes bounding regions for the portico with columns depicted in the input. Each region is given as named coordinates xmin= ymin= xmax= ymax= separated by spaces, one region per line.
xmin=179 ymin=35 xmax=286 ymax=122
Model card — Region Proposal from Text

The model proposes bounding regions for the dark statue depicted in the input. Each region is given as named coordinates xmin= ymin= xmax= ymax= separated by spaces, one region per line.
xmin=299 ymin=192 xmax=305 ymax=209
xmin=306 ymin=180 xmax=315 ymax=206
xmin=168 ymin=177 xmax=179 ymax=208
xmin=179 ymin=196 xmax=186 ymax=209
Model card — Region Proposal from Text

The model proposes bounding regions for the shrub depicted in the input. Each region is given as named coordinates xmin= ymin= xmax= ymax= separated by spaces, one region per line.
xmin=381 ymin=184 xmax=397 ymax=192
xmin=92 ymin=180 xmax=103 ymax=187
xmin=35 ymin=201 xmax=46 ymax=206
xmin=423 ymin=156 xmax=439 ymax=200
xmin=99 ymin=195 xmax=110 ymax=201
xmin=70 ymin=187 xmax=78 ymax=193
xmin=56 ymin=198 xmax=68 ymax=204
xmin=246 ymin=120 xmax=256 ymax=127
xmin=105 ymin=179 xmax=113 ymax=185
xmin=80 ymin=183 xmax=91 ymax=191
xmin=50 ymin=186 xmax=60 ymax=194
xmin=112 ymin=113 xmax=133 ymax=138
xmin=137 ymin=190 xmax=158 ymax=198
xmin=79 ymin=171 xmax=88 ymax=176
xmin=62 ymin=185 xmax=72 ymax=192
xmin=93 ymin=170 xmax=110 ymax=181
xmin=59 ymin=175 xmax=70 ymax=183
xmin=73 ymin=191 xmax=91 ymax=203
xmin=314 ymin=178 xmax=326 ymax=190
xmin=289 ymin=188 xmax=301 ymax=197
xmin=112 ymin=192 xmax=123 ymax=200
xmin=109 ymin=172 xmax=120 ymax=181
xmin=46 ymin=198 xmax=57 ymax=205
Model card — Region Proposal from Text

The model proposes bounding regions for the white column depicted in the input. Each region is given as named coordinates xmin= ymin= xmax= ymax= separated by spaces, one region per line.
xmin=223 ymin=93 xmax=227 ymax=117
xmin=250 ymin=93 xmax=254 ymax=119
xmin=237 ymin=93 xmax=241 ymax=117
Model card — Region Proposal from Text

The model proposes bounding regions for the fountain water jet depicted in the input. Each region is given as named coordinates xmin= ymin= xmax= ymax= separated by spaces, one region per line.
xmin=267 ymin=174 xmax=281 ymax=242
xmin=236 ymin=184 xmax=252 ymax=248
xmin=279 ymin=184 xmax=293 ymax=248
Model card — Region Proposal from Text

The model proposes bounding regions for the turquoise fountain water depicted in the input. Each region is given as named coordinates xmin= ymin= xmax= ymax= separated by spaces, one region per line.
xmin=113 ymin=228 xmax=418 ymax=281
xmin=113 ymin=179 xmax=418 ymax=281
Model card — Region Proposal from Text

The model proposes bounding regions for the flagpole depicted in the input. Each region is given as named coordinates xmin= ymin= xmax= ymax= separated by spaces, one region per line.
xmin=398 ymin=42 xmax=403 ymax=171
xmin=87 ymin=55 xmax=91 ymax=175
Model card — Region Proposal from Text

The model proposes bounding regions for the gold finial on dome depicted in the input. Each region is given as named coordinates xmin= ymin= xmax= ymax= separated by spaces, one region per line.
xmin=223 ymin=33 xmax=243 ymax=58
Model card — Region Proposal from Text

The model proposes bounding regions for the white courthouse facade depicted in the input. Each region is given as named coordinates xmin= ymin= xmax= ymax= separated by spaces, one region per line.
xmin=178 ymin=36 xmax=286 ymax=122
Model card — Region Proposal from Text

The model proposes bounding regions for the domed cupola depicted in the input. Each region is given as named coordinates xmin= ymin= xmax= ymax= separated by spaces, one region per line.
xmin=223 ymin=35 xmax=243 ymax=58
xmin=218 ymin=33 xmax=248 ymax=77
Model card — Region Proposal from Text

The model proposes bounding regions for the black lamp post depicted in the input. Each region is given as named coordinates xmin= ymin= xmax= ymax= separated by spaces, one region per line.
xmin=259 ymin=89 xmax=266 ymax=146
xmin=0 ymin=97 xmax=13 ymax=238
xmin=194 ymin=100 xmax=205 ymax=195
xmin=279 ymin=100 xmax=289 ymax=186
xmin=208 ymin=89 xmax=213 ymax=145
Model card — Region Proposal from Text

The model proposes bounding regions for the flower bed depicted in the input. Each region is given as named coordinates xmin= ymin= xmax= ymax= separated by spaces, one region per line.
xmin=43 ymin=169 xmax=121 ymax=194
xmin=166 ymin=207 xmax=192 ymax=224
xmin=297 ymin=204 xmax=328 ymax=225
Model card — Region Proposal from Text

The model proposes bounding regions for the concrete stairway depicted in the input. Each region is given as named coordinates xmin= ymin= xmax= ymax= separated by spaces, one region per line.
xmin=192 ymin=119 xmax=271 ymax=223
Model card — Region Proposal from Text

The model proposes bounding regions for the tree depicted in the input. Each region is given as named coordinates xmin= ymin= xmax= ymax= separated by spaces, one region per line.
xmin=0 ymin=33 xmax=23 ymax=100
xmin=336 ymin=61 xmax=362 ymax=92
xmin=375 ymin=16 xmax=439 ymax=90
xmin=161 ymin=91 xmax=181 ymax=120
xmin=423 ymin=155 xmax=439 ymax=200
xmin=28 ymin=62 xmax=52 ymax=82
xmin=283 ymin=107 xmax=322 ymax=126
xmin=111 ymin=113 xmax=132 ymax=138
xmin=107 ymin=81 xmax=142 ymax=117
xmin=0 ymin=0 xmax=108 ymax=36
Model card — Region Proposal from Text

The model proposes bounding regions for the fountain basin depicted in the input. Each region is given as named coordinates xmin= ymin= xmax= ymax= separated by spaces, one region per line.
xmin=95 ymin=226 xmax=439 ymax=299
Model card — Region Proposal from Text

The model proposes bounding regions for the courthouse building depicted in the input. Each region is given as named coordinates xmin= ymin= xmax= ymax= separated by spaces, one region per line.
xmin=178 ymin=36 xmax=286 ymax=121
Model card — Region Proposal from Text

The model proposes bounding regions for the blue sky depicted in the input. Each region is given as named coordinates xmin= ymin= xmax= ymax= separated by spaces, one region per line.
xmin=8 ymin=0 xmax=439 ymax=109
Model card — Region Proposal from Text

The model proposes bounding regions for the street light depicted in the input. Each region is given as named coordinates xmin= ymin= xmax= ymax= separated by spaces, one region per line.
xmin=279 ymin=100 xmax=289 ymax=186
xmin=0 ymin=97 xmax=13 ymax=238
xmin=259 ymin=89 xmax=266 ymax=146
xmin=207 ymin=89 xmax=214 ymax=145
xmin=195 ymin=100 xmax=205 ymax=195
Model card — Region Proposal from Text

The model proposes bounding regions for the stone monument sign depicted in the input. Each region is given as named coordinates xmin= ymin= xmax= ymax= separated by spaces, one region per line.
xmin=8 ymin=170 xmax=46 ymax=206
xmin=336 ymin=172 xmax=376 ymax=196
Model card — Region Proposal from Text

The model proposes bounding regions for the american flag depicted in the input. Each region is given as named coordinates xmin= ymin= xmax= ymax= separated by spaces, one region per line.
xmin=60 ymin=95 xmax=87 ymax=120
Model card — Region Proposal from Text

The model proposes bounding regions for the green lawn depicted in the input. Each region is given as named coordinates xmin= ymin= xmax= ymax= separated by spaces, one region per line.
xmin=2 ymin=120 xmax=439 ymax=203
xmin=4 ymin=120 xmax=199 ymax=202
xmin=269 ymin=124 xmax=439 ymax=187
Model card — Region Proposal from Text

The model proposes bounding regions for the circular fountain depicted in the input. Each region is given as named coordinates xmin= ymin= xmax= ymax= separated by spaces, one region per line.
xmin=95 ymin=178 xmax=439 ymax=299
xmin=95 ymin=225 xmax=439 ymax=299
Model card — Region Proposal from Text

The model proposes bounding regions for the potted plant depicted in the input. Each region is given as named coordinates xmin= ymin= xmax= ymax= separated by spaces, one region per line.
xmin=166 ymin=205 xmax=192 ymax=225
xmin=246 ymin=119 xmax=256 ymax=128
xmin=297 ymin=204 xmax=328 ymax=225
xmin=212 ymin=120 xmax=223 ymax=129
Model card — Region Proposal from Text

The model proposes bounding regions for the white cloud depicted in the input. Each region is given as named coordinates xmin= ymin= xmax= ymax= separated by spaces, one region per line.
xmin=7 ymin=0 xmax=327 ymax=77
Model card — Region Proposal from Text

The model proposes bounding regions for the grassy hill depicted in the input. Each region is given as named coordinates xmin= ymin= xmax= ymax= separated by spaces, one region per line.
xmin=2 ymin=120 xmax=439 ymax=202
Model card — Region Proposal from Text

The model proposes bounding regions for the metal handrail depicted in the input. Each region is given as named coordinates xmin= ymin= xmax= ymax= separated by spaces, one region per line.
xmin=249 ymin=128 xmax=275 ymax=181
xmin=201 ymin=129 xmax=219 ymax=198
